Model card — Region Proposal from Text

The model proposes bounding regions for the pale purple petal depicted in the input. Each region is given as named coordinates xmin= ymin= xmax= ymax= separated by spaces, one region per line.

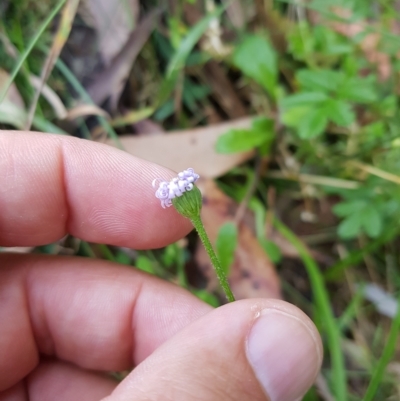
xmin=153 ymin=168 xmax=200 ymax=208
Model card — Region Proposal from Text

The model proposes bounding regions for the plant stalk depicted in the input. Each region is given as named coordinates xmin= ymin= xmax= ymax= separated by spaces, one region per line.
xmin=191 ymin=216 xmax=235 ymax=302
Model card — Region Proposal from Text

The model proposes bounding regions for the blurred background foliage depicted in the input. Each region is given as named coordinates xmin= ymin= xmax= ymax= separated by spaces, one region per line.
xmin=2 ymin=0 xmax=400 ymax=399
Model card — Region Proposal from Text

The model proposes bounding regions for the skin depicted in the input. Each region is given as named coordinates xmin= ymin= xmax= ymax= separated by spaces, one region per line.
xmin=0 ymin=131 xmax=322 ymax=401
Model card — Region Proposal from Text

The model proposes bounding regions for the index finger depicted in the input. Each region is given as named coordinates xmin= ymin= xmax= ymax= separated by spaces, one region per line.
xmin=0 ymin=131 xmax=192 ymax=247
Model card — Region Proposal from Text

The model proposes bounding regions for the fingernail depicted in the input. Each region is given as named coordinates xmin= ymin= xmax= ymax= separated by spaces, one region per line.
xmin=247 ymin=309 xmax=321 ymax=401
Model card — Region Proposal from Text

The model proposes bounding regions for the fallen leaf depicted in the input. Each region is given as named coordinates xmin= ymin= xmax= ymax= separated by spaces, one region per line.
xmin=195 ymin=179 xmax=281 ymax=300
xmin=133 ymin=118 xmax=165 ymax=136
xmin=0 ymin=68 xmax=26 ymax=128
xmin=0 ymin=69 xmax=24 ymax=108
xmin=65 ymin=103 xmax=110 ymax=120
xmin=79 ymin=0 xmax=139 ymax=66
xmin=225 ymin=0 xmax=246 ymax=29
xmin=86 ymin=8 xmax=162 ymax=108
xmin=108 ymin=117 xmax=254 ymax=178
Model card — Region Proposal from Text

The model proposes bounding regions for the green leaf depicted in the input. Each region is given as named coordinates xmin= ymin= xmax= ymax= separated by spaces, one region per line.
xmin=325 ymin=44 xmax=352 ymax=55
xmin=297 ymin=107 xmax=329 ymax=139
xmin=281 ymin=106 xmax=313 ymax=127
xmin=162 ymin=244 xmax=180 ymax=267
xmin=327 ymin=100 xmax=355 ymax=127
xmin=338 ymin=78 xmax=377 ymax=103
xmin=216 ymin=222 xmax=238 ymax=275
xmin=154 ymin=99 xmax=174 ymax=121
xmin=252 ymin=116 xmax=272 ymax=131
xmin=280 ymin=92 xmax=328 ymax=109
xmin=378 ymin=95 xmax=397 ymax=117
xmin=259 ymin=238 xmax=282 ymax=263
xmin=115 ymin=251 xmax=131 ymax=265
xmin=333 ymin=200 xmax=367 ymax=217
xmin=193 ymin=289 xmax=220 ymax=307
xmin=111 ymin=107 xmax=154 ymax=127
xmin=136 ymin=256 xmax=154 ymax=274
xmin=252 ymin=117 xmax=275 ymax=155
xmin=338 ymin=212 xmax=363 ymax=239
xmin=297 ymin=69 xmax=342 ymax=92
xmin=233 ymin=34 xmax=277 ymax=94
xmin=157 ymin=5 xmax=225 ymax=106
xmin=362 ymin=206 xmax=383 ymax=238
xmin=166 ymin=6 xmax=225 ymax=77
xmin=216 ymin=117 xmax=274 ymax=153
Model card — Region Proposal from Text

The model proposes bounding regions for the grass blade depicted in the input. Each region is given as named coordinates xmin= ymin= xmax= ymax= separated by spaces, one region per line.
xmin=54 ymin=58 xmax=123 ymax=148
xmin=25 ymin=0 xmax=80 ymax=130
xmin=363 ymin=294 xmax=400 ymax=401
xmin=325 ymin=225 xmax=399 ymax=281
xmin=157 ymin=5 xmax=226 ymax=106
xmin=273 ymin=216 xmax=347 ymax=401
xmin=0 ymin=0 xmax=67 ymax=103
xmin=166 ymin=5 xmax=224 ymax=78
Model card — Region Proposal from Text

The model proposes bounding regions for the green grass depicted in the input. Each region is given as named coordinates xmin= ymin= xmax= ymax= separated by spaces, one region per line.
xmin=54 ymin=58 xmax=123 ymax=148
xmin=273 ymin=217 xmax=347 ymax=401
xmin=364 ymin=295 xmax=400 ymax=401
xmin=0 ymin=0 xmax=67 ymax=102
xmin=2 ymin=0 xmax=400 ymax=398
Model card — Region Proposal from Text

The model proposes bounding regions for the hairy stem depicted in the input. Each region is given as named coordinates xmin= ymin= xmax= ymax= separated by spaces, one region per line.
xmin=191 ymin=216 xmax=235 ymax=302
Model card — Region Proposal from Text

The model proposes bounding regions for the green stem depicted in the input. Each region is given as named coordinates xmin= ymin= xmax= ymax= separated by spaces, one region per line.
xmin=191 ymin=216 xmax=235 ymax=302
xmin=273 ymin=217 xmax=347 ymax=401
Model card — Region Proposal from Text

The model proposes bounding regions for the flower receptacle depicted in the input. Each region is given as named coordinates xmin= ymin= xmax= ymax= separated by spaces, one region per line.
xmin=172 ymin=185 xmax=202 ymax=219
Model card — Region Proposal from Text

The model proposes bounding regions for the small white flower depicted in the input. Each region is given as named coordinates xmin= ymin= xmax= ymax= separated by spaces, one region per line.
xmin=153 ymin=168 xmax=200 ymax=208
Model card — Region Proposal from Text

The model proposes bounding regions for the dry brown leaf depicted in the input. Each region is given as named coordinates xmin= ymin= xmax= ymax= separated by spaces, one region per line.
xmin=225 ymin=0 xmax=246 ymax=29
xmin=0 ymin=69 xmax=27 ymax=128
xmin=65 ymin=103 xmax=110 ymax=120
xmin=0 ymin=69 xmax=24 ymax=109
xmin=195 ymin=180 xmax=281 ymax=300
xmin=86 ymin=8 xmax=162 ymax=108
xmin=79 ymin=0 xmax=139 ymax=66
xmin=133 ymin=118 xmax=165 ymax=136
xmin=108 ymin=117 xmax=254 ymax=178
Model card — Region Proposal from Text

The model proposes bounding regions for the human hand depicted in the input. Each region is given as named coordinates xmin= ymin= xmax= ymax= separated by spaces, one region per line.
xmin=0 ymin=131 xmax=322 ymax=401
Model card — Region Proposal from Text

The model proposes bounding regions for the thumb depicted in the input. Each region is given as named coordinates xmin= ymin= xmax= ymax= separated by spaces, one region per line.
xmin=103 ymin=299 xmax=322 ymax=401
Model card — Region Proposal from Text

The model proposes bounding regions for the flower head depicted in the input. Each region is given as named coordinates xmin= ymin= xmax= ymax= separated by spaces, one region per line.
xmin=153 ymin=168 xmax=200 ymax=208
